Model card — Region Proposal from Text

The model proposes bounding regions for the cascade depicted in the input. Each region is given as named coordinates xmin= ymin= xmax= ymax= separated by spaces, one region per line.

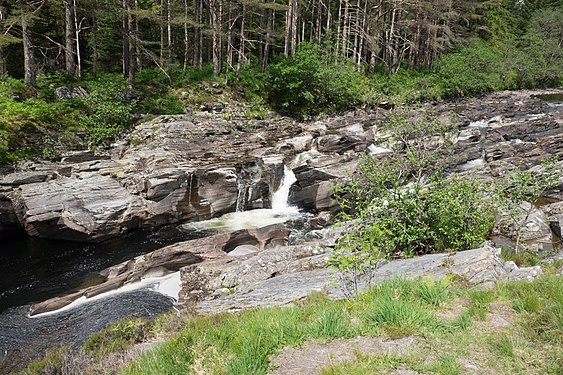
xmin=235 ymin=178 xmax=247 ymax=212
xmin=271 ymin=165 xmax=298 ymax=211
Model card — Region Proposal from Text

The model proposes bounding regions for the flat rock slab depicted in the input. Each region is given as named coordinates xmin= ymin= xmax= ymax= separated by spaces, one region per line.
xmin=269 ymin=336 xmax=416 ymax=375
xmin=196 ymin=242 xmax=543 ymax=314
xmin=196 ymin=268 xmax=340 ymax=313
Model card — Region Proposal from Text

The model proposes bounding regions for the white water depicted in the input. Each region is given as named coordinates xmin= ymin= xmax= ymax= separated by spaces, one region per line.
xmin=30 ymin=165 xmax=302 ymax=317
xmin=181 ymin=164 xmax=301 ymax=233
xmin=31 ymin=271 xmax=181 ymax=318
xmin=272 ymin=165 xmax=298 ymax=210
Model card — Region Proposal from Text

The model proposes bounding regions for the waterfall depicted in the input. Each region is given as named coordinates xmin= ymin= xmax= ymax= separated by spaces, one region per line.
xmin=271 ymin=165 xmax=297 ymax=212
xmin=236 ymin=178 xmax=247 ymax=212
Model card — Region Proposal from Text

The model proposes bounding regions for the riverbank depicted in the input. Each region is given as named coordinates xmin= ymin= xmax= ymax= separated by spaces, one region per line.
xmin=1 ymin=88 xmax=562 ymax=373
xmin=16 ymin=267 xmax=563 ymax=375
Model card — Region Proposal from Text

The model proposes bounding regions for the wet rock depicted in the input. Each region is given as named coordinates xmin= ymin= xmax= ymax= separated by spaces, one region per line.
xmin=309 ymin=211 xmax=334 ymax=229
xmin=316 ymin=133 xmax=366 ymax=154
xmin=60 ymin=150 xmax=109 ymax=163
xmin=0 ymin=171 xmax=50 ymax=186
xmin=201 ymin=103 xmax=225 ymax=112
xmin=289 ymin=154 xmax=358 ymax=212
xmin=13 ymin=173 xmax=149 ymax=242
xmin=29 ymin=224 xmax=290 ymax=315
xmin=0 ymin=194 xmax=22 ymax=238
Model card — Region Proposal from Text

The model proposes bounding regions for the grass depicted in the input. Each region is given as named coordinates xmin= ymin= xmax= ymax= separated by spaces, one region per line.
xmin=17 ymin=271 xmax=563 ymax=374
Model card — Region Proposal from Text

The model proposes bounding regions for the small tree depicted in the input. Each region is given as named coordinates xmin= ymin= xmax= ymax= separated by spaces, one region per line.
xmin=497 ymin=158 xmax=560 ymax=252
xmin=329 ymin=110 xmax=496 ymax=295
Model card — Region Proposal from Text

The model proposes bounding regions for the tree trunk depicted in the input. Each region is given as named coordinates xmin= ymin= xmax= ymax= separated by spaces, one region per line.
xmin=160 ymin=0 xmax=165 ymax=66
xmin=335 ymin=0 xmax=342 ymax=59
xmin=341 ymin=0 xmax=349 ymax=58
xmin=210 ymin=0 xmax=222 ymax=75
xmin=225 ymin=0 xmax=235 ymax=83
xmin=73 ymin=0 xmax=82 ymax=77
xmin=122 ymin=0 xmax=130 ymax=78
xmin=167 ymin=0 xmax=172 ymax=65
xmin=22 ymin=16 xmax=36 ymax=88
xmin=236 ymin=2 xmax=246 ymax=81
xmin=357 ymin=0 xmax=368 ymax=70
xmin=284 ymin=0 xmax=292 ymax=56
xmin=262 ymin=5 xmax=272 ymax=71
xmin=183 ymin=0 xmax=190 ymax=73
xmin=92 ymin=15 xmax=98 ymax=75
xmin=126 ymin=0 xmax=136 ymax=88
xmin=194 ymin=0 xmax=202 ymax=67
xmin=0 ymin=6 xmax=5 ymax=75
xmin=63 ymin=0 xmax=77 ymax=76
xmin=290 ymin=0 xmax=298 ymax=55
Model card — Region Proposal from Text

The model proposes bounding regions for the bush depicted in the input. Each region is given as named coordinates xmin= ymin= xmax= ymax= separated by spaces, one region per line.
xmin=329 ymin=111 xmax=496 ymax=290
xmin=267 ymin=43 xmax=368 ymax=117
xmin=517 ymin=8 xmax=563 ymax=87
xmin=435 ymin=40 xmax=508 ymax=97
xmin=83 ymin=317 xmax=152 ymax=356
xmin=82 ymin=75 xmax=134 ymax=146
xmin=0 ymin=95 xmax=82 ymax=163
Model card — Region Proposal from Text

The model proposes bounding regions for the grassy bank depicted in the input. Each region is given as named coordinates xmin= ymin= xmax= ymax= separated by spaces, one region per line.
xmin=18 ymin=259 xmax=563 ymax=375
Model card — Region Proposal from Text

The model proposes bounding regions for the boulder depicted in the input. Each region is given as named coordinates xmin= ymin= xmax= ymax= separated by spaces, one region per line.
xmin=0 ymin=194 xmax=22 ymax=238
xmin=289 ymin=154 xmax=358 ymax=212
xmin=194 ymin=241 xmax=544 ymax=313
xmin=13 ymin=173 xmax=149 ymax=242
xmin=54 ymin=86 xmax=88 ymax=100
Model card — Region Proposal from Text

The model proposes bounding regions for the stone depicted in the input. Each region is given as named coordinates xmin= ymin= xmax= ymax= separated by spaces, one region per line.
xmin=289 ymin=154 xmax=358 ymax=211
xmin=309 ymin=211 xmax=334 ymax=229
xmin=14 ymin=173 xmax=149 ymax=242
xmin=316 ymin=133 xmax=366 ymax=154
xmin=193 ymin=241 xmax=544 ymax=314
xmin=54 ymin=86 xmax=88 ymax=100
xmin=0 ymin=194 xmax=22 ymax=238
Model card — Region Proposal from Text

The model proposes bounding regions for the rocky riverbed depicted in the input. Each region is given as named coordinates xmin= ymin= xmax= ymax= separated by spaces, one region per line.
xmin=1 ymin=89 xmax=562 ymax=368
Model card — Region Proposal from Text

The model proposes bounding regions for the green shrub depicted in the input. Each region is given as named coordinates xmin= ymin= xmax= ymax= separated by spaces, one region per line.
xmin=329 ymin=110 xmax=496 ymax=291
xmin=82 ymin=75 xmax=134 ymax=146
xmin=517 ymin=8 xmax=563 ymax=87
xmin=331 ymin=163 xmax=495 ymax=260
xmin=83 ymin=317 xmax=152 ymax=356
xmin=0 ymin=75 xmax=27 ymax=96
xmin=267 ymin=43 xmax=368 ymax=117
xmin=0 ymin=95 xmax=82 ymax=163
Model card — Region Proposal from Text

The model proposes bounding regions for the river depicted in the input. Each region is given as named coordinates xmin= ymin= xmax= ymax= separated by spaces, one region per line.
xmin=0 ymin=164 xmax=308 ymax=370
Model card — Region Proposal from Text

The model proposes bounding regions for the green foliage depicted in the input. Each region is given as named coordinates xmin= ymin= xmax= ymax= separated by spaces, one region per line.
xmin=307 ymin=303 xmax=354 ymax=339
xmin=82 ymin=75 xmax=135 ymax=147
xmin=332 ymin=162 xmax=495 ymax=261
xmin=0 ymin=75 xmax=28 ymax=96
xmin=267 ymin=43 xmax=369 ymax=117
xmin=434 ymin=40 xmax=509 ymax=97
xmin=425 ymin=177 xmax=497 ymax=252
xmin=370 ymin=69 xmax=444 ymax=103
xmin=500 ymin=249 xmax=541 ymax=267
xmin=83 ymin=317 xmax=152 ymax=356
xmin=0 ymin=94 xmax=82 ymax=163
xmin=515 ymin=7 xmax=563 ymax=87
xmin=496 ymin=158 xmax=560 ymax=251
xmin=135 ymin=67 xmax=185 ymax=115
xmin=16 ymin=347 xmax=69 ymax=375
xmin=329 ymin=111 xmax=496 ymax=290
